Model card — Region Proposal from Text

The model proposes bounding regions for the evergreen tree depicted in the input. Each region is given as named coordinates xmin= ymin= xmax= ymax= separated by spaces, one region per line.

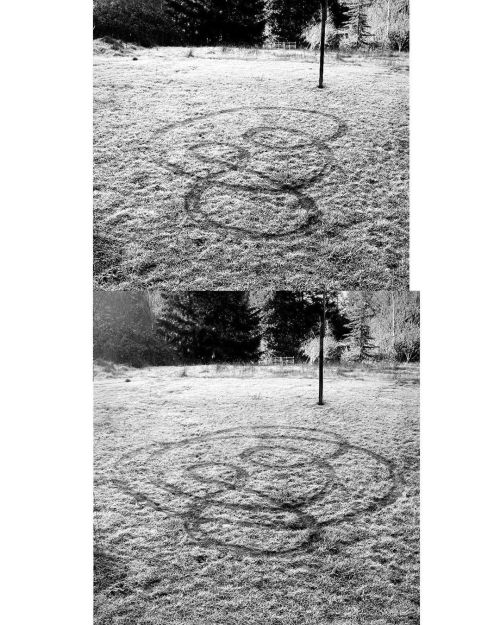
xmin=94 ymin=0 xmax=266 ymax=46
xmin=261 ymin=292 xmax=316 ymax=358
xmin=344 ymin=292 xmax=376 ymax=360
xmin=304 ymin=291 xmax=350 ymax=340
xmin=157 ymin=292 xmax=261 ymax=363
xmin=264 ymin=1 xmax=349 ymax=43
xmin=345 ymin=0 xmax=372 ymax=47
xmin=261 ymin=291 xmax=348 ymax=359
xmin=200 ymin=0 xmax=266 ymax=45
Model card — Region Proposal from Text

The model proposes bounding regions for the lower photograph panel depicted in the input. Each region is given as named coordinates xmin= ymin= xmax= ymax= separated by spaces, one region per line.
xmin=94 ymin=291 xmax=419 ymax=625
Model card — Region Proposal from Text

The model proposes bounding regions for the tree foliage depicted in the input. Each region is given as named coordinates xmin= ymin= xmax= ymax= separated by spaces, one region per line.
xmin=300 ymin=328 xmax=340 ymax=363
xmin=93 ymin=291 xmax=418 ymax=367
xmin=343 ymin=291 xmax=419 ymax=362
xmin=302 ymin=17 xmax=338 ymax=50
xmin=261 ymin=291 xmax=348 ymax=359
xmin=344 ymin=0 xmax=372 ymax=48
xmin=265 ymin=0 xmax=349 ymax=44
xmin=93 ymin=0 xmax=408 ymax=50
xmin=370 ymin=291 xmax=419 ymax=361
xmin=366 ymin=0 xmax=409 ymax=50
xmin=342 ymin=291 xmax=376 ymax=360
xmin=94 ymin=0 xmax=266 ymax=47
xmin=261 ymin=292 xmax=319 ymax=358
xmin=93 ymin=291 xmax=173 ymax=366
xmin=156 ymin=292 xmax=261 ymax=363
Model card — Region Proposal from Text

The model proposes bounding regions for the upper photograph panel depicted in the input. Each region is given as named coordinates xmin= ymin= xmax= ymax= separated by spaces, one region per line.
xmin=94 ymin=1 xmax=409 ymax=290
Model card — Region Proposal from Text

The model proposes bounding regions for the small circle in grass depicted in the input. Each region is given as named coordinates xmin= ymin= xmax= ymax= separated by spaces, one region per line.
xmin=185 ymin=461 xmax=247 ymax=488
xmin=183 ymin=180 xmax=319 ymax=239
xmin=240 ymin=444 xmax=314 ymax=468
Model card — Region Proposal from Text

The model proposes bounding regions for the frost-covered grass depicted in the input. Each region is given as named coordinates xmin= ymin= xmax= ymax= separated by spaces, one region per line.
xmin=94 ymin=44 xmax=409 ymax=290
xmin=94 ymin=365 xmax=419 ymax=624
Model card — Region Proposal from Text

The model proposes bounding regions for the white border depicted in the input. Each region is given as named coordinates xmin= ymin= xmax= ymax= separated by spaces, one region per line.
xmin=413 ymin=1 xmax=500 ymax=623
xmin=2 ymin=2 xmax=93 ymax=624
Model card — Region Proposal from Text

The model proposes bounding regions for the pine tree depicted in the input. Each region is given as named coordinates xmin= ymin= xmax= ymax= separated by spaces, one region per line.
xmin=93 ymin=0 xmax=266 ymax=46
xmin=261 ymin=292 xmax=316 ymax=358
xmin=264 ymin=1 xmax=349 ymax=43
xmin=157 ymin=292 xmax=261 ymax=363
xmin=345 ymin=0 xmax=372 ymax=47
xmin=261 ymin=291 xmax=349 ymax=359
xmin=344 ymin=292 xmax=375 ymax=360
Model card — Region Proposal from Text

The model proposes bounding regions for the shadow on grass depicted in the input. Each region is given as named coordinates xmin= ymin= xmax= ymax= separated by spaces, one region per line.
xmin=94 ymin=549 xmax=128 ymax=594
xmin=93 ymin=232 xmax=125 ymax=286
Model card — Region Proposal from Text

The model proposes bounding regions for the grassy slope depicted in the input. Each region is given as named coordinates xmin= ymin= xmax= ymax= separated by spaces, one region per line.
xmin=94 ymin=365 xmax=419 ymax=624
xmin=94 ymin=46 xmax=409 ymax=290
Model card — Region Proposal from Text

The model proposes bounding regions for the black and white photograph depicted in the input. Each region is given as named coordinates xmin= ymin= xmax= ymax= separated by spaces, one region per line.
xmin=6 ymin=1 xmax=500 ymax=624
xmin=91 ymin=2 xmax=415 ymax=623
xmin=94 ymin=290 xmax=419 ymax=624
xmin=93 ymin=1 xmax=409 ymax=290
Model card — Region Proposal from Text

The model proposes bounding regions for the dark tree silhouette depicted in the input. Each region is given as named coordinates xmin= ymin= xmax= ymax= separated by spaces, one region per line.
xmin=157 ymin=292 xmax=261 ymax=363
xmin=94 ymin=0 xmax=266 ymax=46
xmin=262 ymin=291 xmax=348 ymax=358
xmin=264 ymin=0 xmax=348 ymax=43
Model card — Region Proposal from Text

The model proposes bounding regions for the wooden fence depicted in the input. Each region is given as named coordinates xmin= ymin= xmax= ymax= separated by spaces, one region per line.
xmin=262 ymin=356 xmax=295 ymax=366
xmin=263 ymin=41 xmax=297 ymax=50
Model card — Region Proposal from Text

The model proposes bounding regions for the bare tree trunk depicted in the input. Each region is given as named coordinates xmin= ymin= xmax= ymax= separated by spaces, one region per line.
xmin=318 ymin=0 xmax=328 ymax=88
xmin=318 ymin=291 xmax=326 ymax=405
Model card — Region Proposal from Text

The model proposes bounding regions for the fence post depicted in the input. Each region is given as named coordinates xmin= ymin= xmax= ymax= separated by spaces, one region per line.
xmin=318 ymin=0 xmax=328 ymax=88
xmin=318 ymin=290 xmax=326 ymax=405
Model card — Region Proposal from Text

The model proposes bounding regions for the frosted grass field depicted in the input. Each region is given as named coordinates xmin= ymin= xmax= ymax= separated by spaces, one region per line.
xmin=94 ymin=44 xmax=409 ymax=290
xmin=94 ymin=364 xmax=419 ymax=624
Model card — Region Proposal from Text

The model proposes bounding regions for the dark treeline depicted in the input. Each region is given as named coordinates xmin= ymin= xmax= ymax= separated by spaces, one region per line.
xmin=93 ymin=0 xmax=409 ymax=50
xmin=93 ymin=0 xmax=266 ymax=47
xmin=94 ymin=291 xmax=419 ymax=367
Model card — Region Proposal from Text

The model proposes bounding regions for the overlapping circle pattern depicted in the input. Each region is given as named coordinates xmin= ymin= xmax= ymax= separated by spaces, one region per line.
xmin=157 ymin=107 xmax=347 ymax=238
xmin=113 ymin=426 xmax=399 ymax=555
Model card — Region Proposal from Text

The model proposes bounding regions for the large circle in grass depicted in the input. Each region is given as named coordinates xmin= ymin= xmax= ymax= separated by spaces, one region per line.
xmin=160 ymin=107 xmax=346 ymax=145
xmin=114 ymin=426 xmax=399 ymax=555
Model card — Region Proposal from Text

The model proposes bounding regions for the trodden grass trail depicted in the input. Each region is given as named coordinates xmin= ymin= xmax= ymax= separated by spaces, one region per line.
xmin=94 ymin=46 xmax=409 ymax=290
xmin=94 ymin=364 xmax=419 ymax=625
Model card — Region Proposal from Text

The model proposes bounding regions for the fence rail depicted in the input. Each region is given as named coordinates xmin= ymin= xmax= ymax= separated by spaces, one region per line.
xmin=261 ymin=356 xmax=295 ymax=366
xmin=263 ymin=41 xmax=297 ymax=50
